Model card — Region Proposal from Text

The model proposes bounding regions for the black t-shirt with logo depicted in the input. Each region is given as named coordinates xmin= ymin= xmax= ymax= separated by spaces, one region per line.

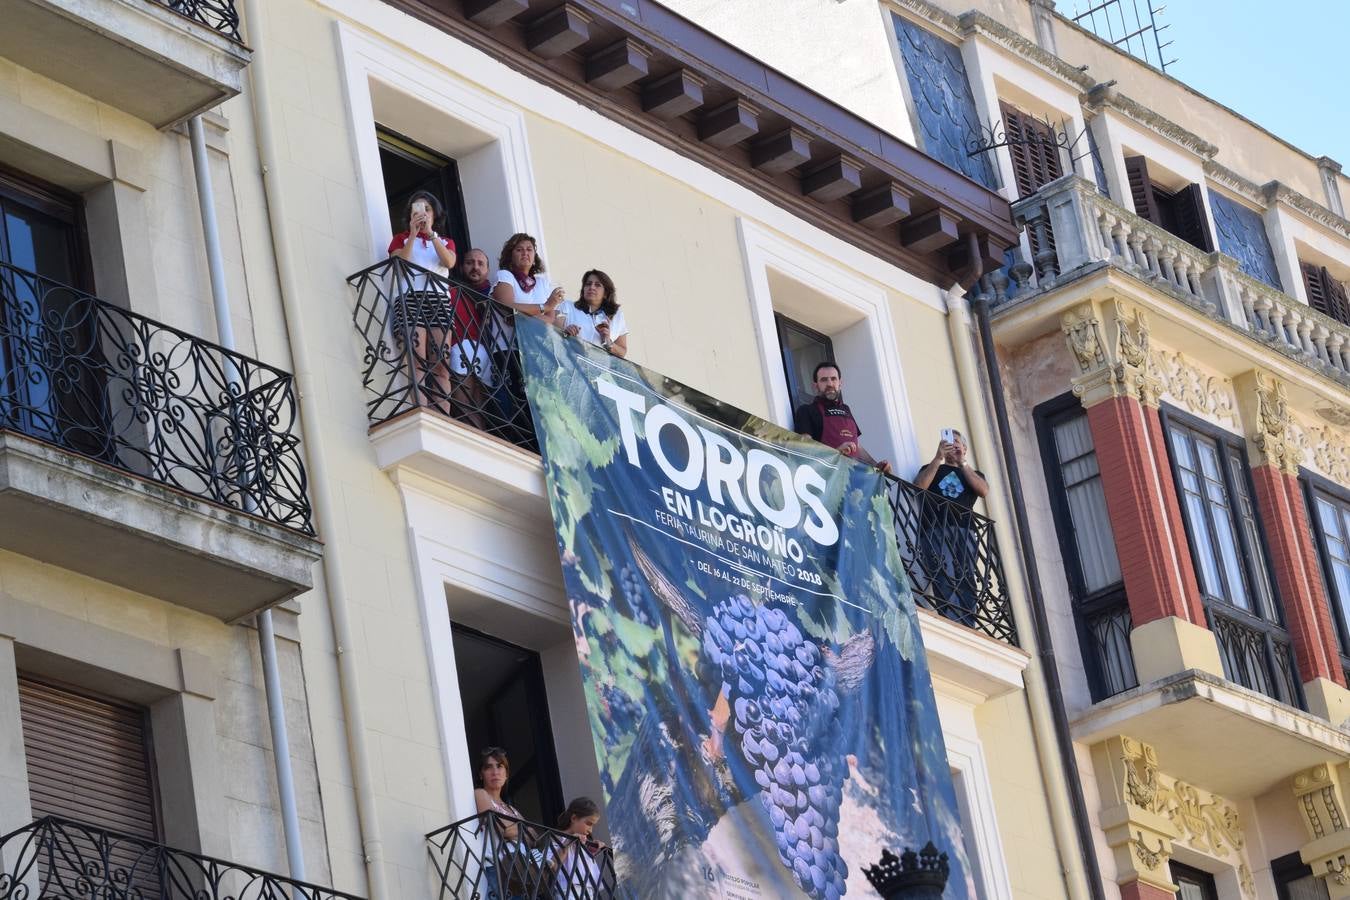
xmin=919 ymin=464 xmax=984 ymax=510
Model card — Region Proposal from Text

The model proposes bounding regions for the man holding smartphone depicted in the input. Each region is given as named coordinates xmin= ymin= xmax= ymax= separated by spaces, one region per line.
xmin=914 ymin=429 xmax=990 ymax=626
xmin=792 ymin=361 xmax=891 ymax=474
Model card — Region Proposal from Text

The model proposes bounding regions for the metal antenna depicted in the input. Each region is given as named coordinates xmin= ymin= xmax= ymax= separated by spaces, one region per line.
xmin=1070 ymin=0 xmax=1178 ymax=71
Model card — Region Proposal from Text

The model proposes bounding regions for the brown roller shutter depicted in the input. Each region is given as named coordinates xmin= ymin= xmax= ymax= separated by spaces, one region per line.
xmin=18 ymin=677 xmax=160 ymax=839
xmin=1301 ymin=261 xmax=1350 ymax=325
xmin=1171 ymin=184 xmax=1215 ymax=252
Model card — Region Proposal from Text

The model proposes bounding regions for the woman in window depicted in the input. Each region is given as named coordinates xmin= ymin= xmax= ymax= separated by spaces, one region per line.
xmin=474 ymin=747 xmax=538 ymax=900
xmin=387 ymin=191 xmax=458 ymax=413
xmin=562 ymin=270 xmax=628 ymax=358
xmin=489 ymin=234 xmax=563 ymax=448
xmin=551 ymin=797 xmax=609 ymax=900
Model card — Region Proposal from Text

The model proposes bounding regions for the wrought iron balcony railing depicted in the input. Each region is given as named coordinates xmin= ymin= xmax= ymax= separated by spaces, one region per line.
xmin=991 ymin=174 xmax=1350 ymax=391
xmin=1078 ymin=595 xmax=1138 ymax=702
xmin=0 ymin=262 xmax=312 ymax=534
xmin=0 ymin=816 xmax=362 ymax=899
xmin=427 ymin=810 xmax=617 ymax=900
xmin=885 ymin=475 xmax=1017 ymax=645
xmin=156 ymin=0 xmax=243 ymax=43
xmin=1210 ymin=606 xmax=1302 ymax=708
xmin=348 ymin=256 xmax=1018 ymax=643
xmin=347 ymin=257 xmax=537 ymax=453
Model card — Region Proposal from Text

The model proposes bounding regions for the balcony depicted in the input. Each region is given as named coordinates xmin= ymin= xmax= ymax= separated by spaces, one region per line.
xmin=347 ymin=258 xmax=1018 ymax=645
xmin=426 ymin=811 xmax=617 ymax=900
xmin=0 ymin=816 xmax=362 ymax=899
xmin=989 ymin=174 xmax=1350 ymax=391
xmin=0 ymin=0 xmax=249 ymax=128
xmin=0 ymin=262 xmax=317 ymax=622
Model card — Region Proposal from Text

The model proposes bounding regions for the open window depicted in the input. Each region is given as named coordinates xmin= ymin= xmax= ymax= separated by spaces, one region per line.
xmin=1300 ymin=259 xmax=1350 ymax=325
xmin=378 ymin=128 xmax=472 ymax=260
xmin=1123 ymin=156 xmax=1214 ymax=252
xmin=1170 ymin=862 xmax=1219 ymax=900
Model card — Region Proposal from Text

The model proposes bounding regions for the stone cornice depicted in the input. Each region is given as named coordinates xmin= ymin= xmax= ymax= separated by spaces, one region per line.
xmin=1085 ymin=85 xmax=1219 ymax=160
xmin=1266 ymin=182 xmax=1350 ymax=242
xmin=957 ymin=11 xmax=1097 ymax=91
xmin=1203 ymin=160 xmax=1265 ymax=206
xmin=891 ymin=0 xmax=1096 ymax=92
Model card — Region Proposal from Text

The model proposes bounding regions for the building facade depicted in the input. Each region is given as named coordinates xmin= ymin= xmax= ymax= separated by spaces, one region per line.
xmin=794 ymin=1 xmax=1350 ymax=899
xmin=0 ymin=2 xmax=1091 ymax=900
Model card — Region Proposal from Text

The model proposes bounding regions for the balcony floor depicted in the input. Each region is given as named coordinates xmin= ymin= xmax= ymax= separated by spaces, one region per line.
xmin=0 ymin=430 xmax=319 ymax=622
xmin=1070 ymin=669 xmax=1350 ymax=797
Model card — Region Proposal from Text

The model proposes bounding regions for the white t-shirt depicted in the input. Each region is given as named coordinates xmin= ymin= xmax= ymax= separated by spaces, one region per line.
xmin=490 ymin=270 xmax=554 ymax=350
xmin=388 ymin=231 xmax=453 ymax=291
xmin=565 ymin=306 xmax=628 ymax=347
xmin=552 ymin=843 xmax=603 ymax=898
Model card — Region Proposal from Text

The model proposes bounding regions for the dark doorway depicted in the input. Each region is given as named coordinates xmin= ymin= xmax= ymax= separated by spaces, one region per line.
xmin=452 ymin=624 xmax=565 ymax=827
xmin=377 ymin=128 xmax=471 ymax=260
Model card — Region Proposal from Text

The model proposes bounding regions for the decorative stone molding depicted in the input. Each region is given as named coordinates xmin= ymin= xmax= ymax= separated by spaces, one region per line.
xmin=1299 ymin=418 xmax=1350 ymax=485
xmin=1293 ymin=762 xmax=1350 ymax=900
xmin=1203 ymin=160 xmax=1266 ymax=208
xmin=1084 ymin=85 xmax=1219 ymax=160
xmin=1094 ymin=735 xmax=1259 ymax=897
xmin=890 ymin=0 xmax=1095 ymax=90
xmin=1265 ymin=181 xmax=1350 ymax=244
xmin=1062 ymin=301 xmax=1162 ymax=408
xmin=1250 ymin=371 xmax=1300 ymax=475
xmin=1155 ymin=350 xmax=1238 ymax=426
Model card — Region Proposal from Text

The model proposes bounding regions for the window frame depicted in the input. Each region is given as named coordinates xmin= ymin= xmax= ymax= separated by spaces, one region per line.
xmin=1272 ymin=851 xmax=1330 ymax=900
xmin=1169 ymin=861 xmax=1219 ymax=900
xmin=1300 ymin=469 xmax=1350 ymax=683
xmin=0 ymin=161 xmax=95 ymax=292
xmin=1034 ymin=393 xmax=1137 ymax=701
xmin=1160 ymin=404 xmax=1302 ymax=707
xmin=774 ymin=313 xmax=837 ymax=417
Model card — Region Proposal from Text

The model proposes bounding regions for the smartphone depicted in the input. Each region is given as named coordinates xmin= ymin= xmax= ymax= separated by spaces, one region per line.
xmin=941 ymin=428 xmax=955 ymax=444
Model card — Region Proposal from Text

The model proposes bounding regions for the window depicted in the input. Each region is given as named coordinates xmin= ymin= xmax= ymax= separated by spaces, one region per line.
xmin=1306 ymin=481 xmax=1350 ymax=677
xmin=19 ymin=675 xmax=161 ymax=891
xmin=1124 ymin=156 xmax=1214 ymax=252
xmin=1273 ymin=852 xmax=1331 ymax=900
xmin=453 ymin=624 xmax=565 ymax=826
xmin=378 ymin=128 xmax=472 ymax=258
xmin=1000 ymin=102 xmax=1063 ymax=199
xmin=1037 ymin=398 xmax=1136 ymax=700
xmin=775 ymin=315 xmax=835 ymax=414
xmin=1165 ymin=414 xmax=1300 ymax=706
xmin=1300 ymin=261 xmax=1350 ymax=325
xmin=0 ymin=167 xmax=90 ymax=287
xmin=1170 ymin=862 xmax=1219 ymax=900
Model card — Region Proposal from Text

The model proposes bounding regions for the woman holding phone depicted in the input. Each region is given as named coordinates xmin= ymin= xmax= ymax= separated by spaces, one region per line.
xmin=561 ymin=270 xmax=628 ymax=358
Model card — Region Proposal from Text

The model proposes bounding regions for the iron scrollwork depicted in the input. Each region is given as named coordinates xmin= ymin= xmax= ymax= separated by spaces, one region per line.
xmin=158 ymin=0 xmax=243 ymax=43
xmin=427 ymin=810 xmax=618 ymax=900
xmin=885 ymin=474 xmax=1018 ymax=645
xmin=0 ymin=262 xmax=313 ymax=534
xmin=0 ymin=816 xmax=362 ymax=899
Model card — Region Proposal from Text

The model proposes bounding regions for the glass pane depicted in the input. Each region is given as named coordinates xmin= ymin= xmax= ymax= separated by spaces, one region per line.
xmin=1170 ymin=426 xmax=1195 ymax=467
xmin=1185 ymin=490 xmax=1222 ymax=597
xmin=1053 ymin=415 xmax=1122 ymax=594
xmin=1282 ymin=871 xmax=1331 ymax=900
xmin=2 ymin=204 xmax=76 ymax=285
xmin=1176 ymin=881 xmax=1208 ymax=900
xmin=776 ymin=318 xmax=833 ymax=412
xmin=1228 ymin=452 xmax=1276 ymax=620
xmin=1209 ymin=484 xmax=1250 ymax=610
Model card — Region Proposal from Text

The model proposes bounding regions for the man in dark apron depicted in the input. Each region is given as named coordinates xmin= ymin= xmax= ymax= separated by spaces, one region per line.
xmin=791 ymin=361 xmax=891 ymax=473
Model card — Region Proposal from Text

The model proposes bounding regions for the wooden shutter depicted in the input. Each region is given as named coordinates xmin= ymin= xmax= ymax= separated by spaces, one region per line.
xmin=19 ymin=677 xmax=159 ymax=840
xmin=1124 ymin=156 xmax=1161 ymax=224
xmin=1170 ymin=184 xmax=1214 ymax=252
xmin=1303 ymin=261 xmax=1350 ymax=325
xmin=1001 ymin=102 xmax=1063 ymax=198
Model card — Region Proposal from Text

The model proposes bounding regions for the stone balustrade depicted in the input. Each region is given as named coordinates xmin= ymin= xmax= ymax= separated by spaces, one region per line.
xmin=999 ymin=175 xmax=1350 ymax=389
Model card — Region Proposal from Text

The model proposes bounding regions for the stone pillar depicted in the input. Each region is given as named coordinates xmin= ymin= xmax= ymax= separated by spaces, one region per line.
xmin=1236 ymin=371 xmax=1350 ymax=724
xmin=1028 ymin=0 xmax=1060 ymax=55
xmin=1293 ymin=762 xmax=1350 ymax=899
xmin=1319 ymin=157 xmax=1346 ymax=218
xmin=1092 ymin=736 xmax=1179 ymax=899
xmin=1063 ymin=301 xmax=1220 ymax=683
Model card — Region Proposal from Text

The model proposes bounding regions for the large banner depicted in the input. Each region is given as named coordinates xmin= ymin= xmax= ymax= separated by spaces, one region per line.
xmin=519 ymin=317 xmax=972 ymax=900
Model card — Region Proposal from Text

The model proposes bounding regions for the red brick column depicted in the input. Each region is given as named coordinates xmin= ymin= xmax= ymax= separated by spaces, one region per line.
xmin=1085 ymin=395 xmax=1203 ymax=628
xmin=1250 ymin=464 xmax=1346 ymax=687
xmin=1120 ymin=881 xmax=1177 ymax=900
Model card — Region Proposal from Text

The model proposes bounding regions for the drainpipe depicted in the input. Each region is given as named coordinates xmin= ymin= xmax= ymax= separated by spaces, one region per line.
xmin=944 ymin=236 xmax=1102 ymax=900
xmin=238 ymin=2 xmax=388 ymax=897
xmin=188 ymin=114 xmax=307 ymax=880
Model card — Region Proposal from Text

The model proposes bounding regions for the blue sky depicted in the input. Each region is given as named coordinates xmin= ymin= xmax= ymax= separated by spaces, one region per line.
xmin=1139 ymin=1 xmax=1348 ymax=165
